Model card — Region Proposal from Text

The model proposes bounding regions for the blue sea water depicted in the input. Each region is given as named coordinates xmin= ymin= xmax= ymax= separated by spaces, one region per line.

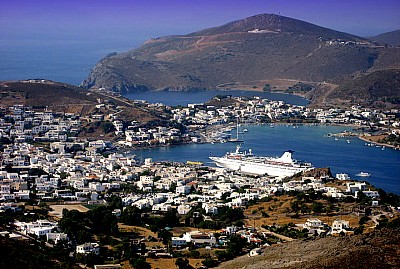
xmin=0 ymin=39 xmax=137 ymax=85
xmin=132 ymin=125 xmax=400 ymax=194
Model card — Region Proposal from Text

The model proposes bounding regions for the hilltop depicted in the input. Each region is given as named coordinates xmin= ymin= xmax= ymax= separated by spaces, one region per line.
xmin=370 ymin=30 xmax=400 ymax=47
xmin=0 ymin=80 xmax=162 ymax=126
xmin=82 ymin=14 xmax=400 ymax=107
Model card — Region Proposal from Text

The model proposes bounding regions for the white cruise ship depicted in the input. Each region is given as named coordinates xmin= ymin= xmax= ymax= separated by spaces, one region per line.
xmin=210 ymin=145 xmax=313 ymax=177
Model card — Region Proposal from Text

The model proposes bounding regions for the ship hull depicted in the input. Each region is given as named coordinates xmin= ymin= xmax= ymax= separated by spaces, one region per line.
xmin=210 ymin=156 xmax=311 ymax=177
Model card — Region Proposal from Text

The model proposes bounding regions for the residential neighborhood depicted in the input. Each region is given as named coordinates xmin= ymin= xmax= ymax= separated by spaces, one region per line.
xmin=0 ymin=99 xmax=399 ymax=269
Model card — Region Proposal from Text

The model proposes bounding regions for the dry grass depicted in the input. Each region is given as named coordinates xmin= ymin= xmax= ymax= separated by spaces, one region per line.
xmin=48 ymin=204 xmax=89 ymax=219
xmin=118 ymin=224 xmax=158 ymax=238
xmin=244 ymin=195 xmax=361 ymax=228
xmin=148 ymin=257 xmax=204 ymax=269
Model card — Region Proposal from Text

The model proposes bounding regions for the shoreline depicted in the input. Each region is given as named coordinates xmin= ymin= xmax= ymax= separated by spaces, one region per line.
xmin=358 ymin=135 xmax=400 ymax=150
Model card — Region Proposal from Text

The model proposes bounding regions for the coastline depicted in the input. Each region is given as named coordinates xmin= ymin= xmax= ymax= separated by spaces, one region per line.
xmin=358 ymin=135 xmax=400 ymax=150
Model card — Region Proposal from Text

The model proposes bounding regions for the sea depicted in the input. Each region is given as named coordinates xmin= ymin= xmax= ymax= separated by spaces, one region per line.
xmin=1 ymin=39 xmax=399 ymax=194
xmin=0 ymin=39 xmax=137 ymax=85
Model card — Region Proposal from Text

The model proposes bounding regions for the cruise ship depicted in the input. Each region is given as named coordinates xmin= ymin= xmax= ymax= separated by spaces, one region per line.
xmin=210 ymin=145 xmax=313 ymax=177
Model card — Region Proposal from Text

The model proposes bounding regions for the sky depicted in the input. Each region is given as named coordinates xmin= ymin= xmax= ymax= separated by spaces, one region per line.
xmin=1 ymin=0 xmax=399 ymax=84
xmin=2 ymin=0 xmax=400 ymax=43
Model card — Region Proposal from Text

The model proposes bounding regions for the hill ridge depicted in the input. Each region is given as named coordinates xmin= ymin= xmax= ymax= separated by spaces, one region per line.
xmin=82 ymin=14 xmax=400 ymax=107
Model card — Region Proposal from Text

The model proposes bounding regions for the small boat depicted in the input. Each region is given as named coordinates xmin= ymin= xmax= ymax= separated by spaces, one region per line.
xmin=334 ymin=138 xmax=338 ymax=141
xmin=355 ymin=172 xmax=371 ymax=177
xmin=243 ymin=128 xmax=248 ymax=132
xmin=186 ymin=161 xmax=203 ymax=166
xmin=347 ymin=140 xmax=350 ymax=144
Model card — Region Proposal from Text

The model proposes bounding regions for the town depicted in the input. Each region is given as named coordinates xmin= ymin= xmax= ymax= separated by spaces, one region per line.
xmin=0 ymin=96 xmax=400 ymax=269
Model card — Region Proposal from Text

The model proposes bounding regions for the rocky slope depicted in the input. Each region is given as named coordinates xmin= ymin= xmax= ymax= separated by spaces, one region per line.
xmin=306 ymin=69 xmax=400 ymax=108
xmin=370 ymin=30 xmax=400 ymax=46
xmin=0 ymin=80 xmax=162 ymax=124
xmin=217 ymin=228 xmax=400 ymax=269
xmin=0 ymin=80 xmax=100 ymax=114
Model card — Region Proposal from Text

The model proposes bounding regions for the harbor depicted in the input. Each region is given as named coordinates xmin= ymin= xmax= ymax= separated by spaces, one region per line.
xmin=132 ymin=124 xmax=400 ymax=194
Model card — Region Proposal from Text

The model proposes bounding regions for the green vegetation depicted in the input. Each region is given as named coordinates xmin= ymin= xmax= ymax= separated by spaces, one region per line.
xmin=215 ymin=235 xmax=248 ymax=262
xmin=286 ymin=82 xmax=314 ymax=93
xmin=130 ymin=257 xmax=151 ymax=269
xmin=379 ymin=134 xmax=400 ymax=147
xmin=0 ymin=236 xmax=74 ymax=269
xmin=263 ymin=84 xmax=271 ymax=92
xmin=59 ymin=206 xmax=118 ymax=244
xmin=263 ymin=223 xmax=309 ymax=239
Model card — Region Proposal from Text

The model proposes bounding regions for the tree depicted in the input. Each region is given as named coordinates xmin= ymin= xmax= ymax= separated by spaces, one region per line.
xmin=189 ymin=250 xmax=200 ymax=258
xmin=226 ymin=234 xmax=247 ymax=257
xmin=175 ymin=257 xmax=192 ymax=269
xmin=87 ymin=206 xmax=119 ymax=235
xmin=130 ymin=257 xmax=151 ymax=269
xmin=263 ymin=84 xmax=271 ymax=92
xmin=162 ymin=208 xmax=180 ymax=227
xmin=312 ymin=202 xmax=324 ymax=214
xmin=101 ymin=121 xmax=115 ymax=134
xmin=202 ymin=258 xmax=219 ymax=268
xmin=158 ymin=229 xmax=172 ymax=245
xmin=121 ymin=206 xmax=142 ymax=226
xmin=107 ymin=195 xmax=122 ymax=210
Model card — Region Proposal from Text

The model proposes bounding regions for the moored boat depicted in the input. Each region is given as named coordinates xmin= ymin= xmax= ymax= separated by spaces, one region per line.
xmin=355 ymin=172 xmax=371 ymax=177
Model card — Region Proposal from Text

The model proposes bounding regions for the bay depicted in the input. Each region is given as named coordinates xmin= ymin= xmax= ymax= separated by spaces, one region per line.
xmin=131 ymin=125 xmax=400 ymax=194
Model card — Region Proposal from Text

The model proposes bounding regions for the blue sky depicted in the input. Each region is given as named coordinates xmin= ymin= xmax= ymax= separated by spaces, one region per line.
xmin=0 ymin=0 xmax=399 ymax=84
xmin=2 ymin=0 xmax=400 ymax=43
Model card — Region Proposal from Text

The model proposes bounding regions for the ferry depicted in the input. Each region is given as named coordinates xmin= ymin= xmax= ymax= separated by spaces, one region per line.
xmin=355 ymin=172 xmax=371 ymax=177
xmin=209 ymin=145 xmax=313 ymax=177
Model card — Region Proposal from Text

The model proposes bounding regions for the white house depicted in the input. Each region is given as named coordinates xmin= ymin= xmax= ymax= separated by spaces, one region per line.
xmin=171 ymin=237 xmax=187 ymax=247
xmin=31 ymin=226 xmax=53 ymax=237
xmin=335 ymin=173 xmax=350 ymax=180
xmin=331 ymin=220 xmax=353 ymax=235
xmin=182 ymin=231 xmax=216 ymax=246
xmin=249 ymin=248 xmax=262 ymax=257
xmin=76 ymin=242 xmax=100 ymax=255
xmin=46 ymin=232 xmax=68 ymax=244
xmin=176 ymin=185 xmax=191 ymax=195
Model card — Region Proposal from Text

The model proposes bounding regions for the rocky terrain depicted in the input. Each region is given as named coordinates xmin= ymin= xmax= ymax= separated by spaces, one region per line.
xmin=0 ymin=80 xmax=99 ymax=114
xmin=217 ymin=228 xmax=400 ymax=269
xmin=0 ymin=80 xmax=161 ymax=124
xmin=306 ymin=69 xmax=400 ymax=108
xmin=82 ymin=14 xmax=400 ymax=107
xmin=370 ymin=30 xmax=400 ymax=47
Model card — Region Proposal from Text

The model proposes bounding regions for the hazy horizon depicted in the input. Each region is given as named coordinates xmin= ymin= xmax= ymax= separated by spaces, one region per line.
xmin=1 ymin=0 xmax=399 ymax=85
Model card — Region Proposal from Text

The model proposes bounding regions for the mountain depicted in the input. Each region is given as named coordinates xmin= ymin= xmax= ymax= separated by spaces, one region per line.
xmin=369 ymin=30 xmax=400 ymax=46
xmin=82 ymin=14 xmax=400 ymax=107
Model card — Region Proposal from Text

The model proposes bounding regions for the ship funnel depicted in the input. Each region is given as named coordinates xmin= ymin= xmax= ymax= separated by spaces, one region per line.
xmin=277 ymin=150 xmax=294 ymax=163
